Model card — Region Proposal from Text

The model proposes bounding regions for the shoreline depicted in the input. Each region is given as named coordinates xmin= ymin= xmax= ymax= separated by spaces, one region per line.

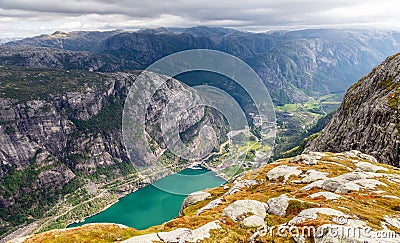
xmin=67 ymin=165 xmax=228 ymax=228
xmin=4 ymin=165 xmax=228 ymax=242
xmin=66 ymin=181 xmax=149 ymax=228
xmin=195 ymin=162 xmax=229 ymax=181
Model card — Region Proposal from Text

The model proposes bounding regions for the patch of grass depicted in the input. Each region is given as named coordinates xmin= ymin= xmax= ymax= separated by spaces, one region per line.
xmin=25 ymin=224 xmax=138 ymax=243
xmin=285 ymin=200 xmax=315 ymax=217
xmin=274 ymin=97 xmax=324 ymax=115
xmin=378 ymin=76 xmax=395 ymax=90
xmin=388 ymin=90 xmax=399 ymax=110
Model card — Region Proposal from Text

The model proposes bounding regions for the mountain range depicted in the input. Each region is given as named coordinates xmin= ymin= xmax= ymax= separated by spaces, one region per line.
xmin=4 ymin=27 xmax=400 ymax=104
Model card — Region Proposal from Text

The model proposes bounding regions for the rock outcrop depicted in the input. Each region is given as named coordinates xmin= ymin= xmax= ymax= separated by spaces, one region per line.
xmin=222 ymin=199 xmax=268 ymax=222
xmin=181 ymin=191 xmax=211 ymax=212
xmin=122 ymin=221 xmax=221 ymax=243
xmin=306 ymin=53 xmax=400 ymax=166
xmin=266 ymin=165 xmax=302 ymax=182
xmin=242 ymin=215 xmax=265 ymax=228
xmin=266 ymin=194 xmax=289 ymax=217
xmin=196 ymin=198 xmax=223 ymax=216
xmin=224 ymin=179 xmax=260 ymax=195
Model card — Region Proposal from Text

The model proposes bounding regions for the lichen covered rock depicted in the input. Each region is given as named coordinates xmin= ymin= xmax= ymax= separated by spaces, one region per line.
xmin=222 ymin=200 xmax=268 ymax=221
xmin=181 ymin=191 xmax=211 ymax=211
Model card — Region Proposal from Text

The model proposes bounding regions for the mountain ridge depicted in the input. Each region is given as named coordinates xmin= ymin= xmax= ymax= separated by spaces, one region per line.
xmin=306 ymin=53 xmax=400 ymax=166
xmin=5 ymin=27 xmax=400 ymax=104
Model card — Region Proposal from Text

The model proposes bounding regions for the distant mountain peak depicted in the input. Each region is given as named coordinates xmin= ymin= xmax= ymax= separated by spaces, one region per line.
xmin=51 ymin=31 xmax=67 ymax=36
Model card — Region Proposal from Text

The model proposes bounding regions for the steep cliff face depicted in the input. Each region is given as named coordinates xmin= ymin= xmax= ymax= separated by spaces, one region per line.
xmin=0 ymin=67 xmax=132 ymax=235
xmin=0 ymin=66 xmax=217 ymax=238
xmin=307 ymin=53 xmax=400 ymax=166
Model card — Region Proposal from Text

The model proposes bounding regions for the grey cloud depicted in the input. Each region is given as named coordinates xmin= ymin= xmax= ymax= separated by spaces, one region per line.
xmin=0 ymin=0 xmax=399 ymax=37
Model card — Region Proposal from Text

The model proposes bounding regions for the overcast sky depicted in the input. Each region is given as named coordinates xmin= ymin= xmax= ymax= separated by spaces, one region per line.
xmin=1 ymin=0 xmax=400 ymax=38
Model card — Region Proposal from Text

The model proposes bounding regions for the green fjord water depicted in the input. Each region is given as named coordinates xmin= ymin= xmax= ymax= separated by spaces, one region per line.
xmin=69 ymin=168 xmax=225 ymax=230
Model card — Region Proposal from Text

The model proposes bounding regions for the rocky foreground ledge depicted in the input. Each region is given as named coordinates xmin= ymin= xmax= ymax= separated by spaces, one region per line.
xmin=15 ymin=151 xmax=400 ymax=243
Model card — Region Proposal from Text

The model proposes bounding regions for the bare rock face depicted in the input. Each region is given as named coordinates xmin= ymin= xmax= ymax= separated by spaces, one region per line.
xmin=188 ymin=221 xmax=221 ymax=242
xmin=157 ymin=228 xmax=192 ymax=243
xmin=315 ymin=223 xmax=399 ymax=243
xmin=122 ymin=221 xmax=221 ymax=243
xmin=122 ymin=233 xmax=160 ymax=243
xmin=266 ymin=165 xmax=302 ymax=182
xmin=181 ymin=191 xmax=211 ymax=212
xmin=321 ymin=172 xmax=367 ymax=192
xmin=196 ymin=198 xmax=223 ymax=216
xmin=222 ymin=200 xmax=269 ymax=222
xmin=288 ymin=208 xmax=349 ymax=225
xmin=0 ymin=46 xmax=111 ymax=72
xmin=309 ymin=191 xmax=342 ymax=200
xmin=306 ymin=53 xmax=400 ymax=166
xmin=224 ymin=179 xmax=260 ymax=195
xmin=356 ymin=161 xmax=388 ymax=172
xmin=0 ymin=66 xmax=220 ymax=237
xmin=301 ymin=169 xmax=329 ymax=183
xmin=242 ymin=215 xmax=265 ymax=228
xmin=266 ymin=194 xmax=289 ymax=217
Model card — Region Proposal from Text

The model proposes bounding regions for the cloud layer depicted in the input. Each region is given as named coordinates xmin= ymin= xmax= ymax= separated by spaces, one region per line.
xmin=1 ymin=0 xmax=400 ymax=37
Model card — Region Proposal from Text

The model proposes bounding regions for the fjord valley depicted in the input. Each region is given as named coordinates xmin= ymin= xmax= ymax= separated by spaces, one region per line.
xmin=0 ymin=27 xmax=399 ymax=243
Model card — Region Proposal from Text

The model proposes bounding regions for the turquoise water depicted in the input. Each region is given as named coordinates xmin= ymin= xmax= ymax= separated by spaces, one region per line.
xmin=69 ymin=168 xmax=225 ymax=230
